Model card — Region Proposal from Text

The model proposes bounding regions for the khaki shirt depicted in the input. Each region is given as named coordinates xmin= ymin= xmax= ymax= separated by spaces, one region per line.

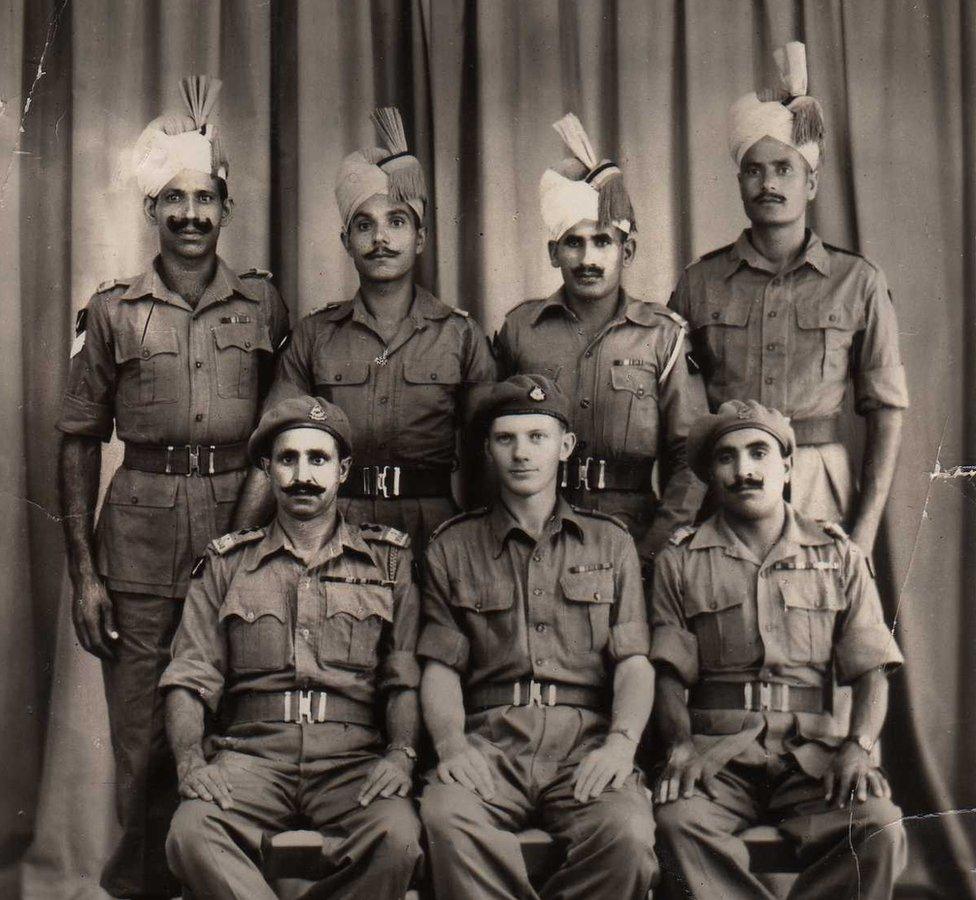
xmin=57 ymin=257 xmax=290 ymax=597
xmin=268 ymin=287 xmax=497 ymax=469
xmin=669 ymin=230 xmax=909 ymax=421
xmin=650 ymin=504 xmax=903 ymax=775
xmin=418 ymin=499 xmax=649 ymax=692
xmin=494 ymin=288 xmax=707 ymax=556
xmin=160 ymin=517 xmax=421 ymax=712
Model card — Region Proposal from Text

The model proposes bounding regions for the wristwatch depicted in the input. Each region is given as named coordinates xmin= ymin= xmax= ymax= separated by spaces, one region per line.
xmin=845 ymin=733 xmax=875 ymax=754
xmin=608 ymin=726 xmax=640 ymax=744
xmin=386 ymin=744 xmax=418 ymax=760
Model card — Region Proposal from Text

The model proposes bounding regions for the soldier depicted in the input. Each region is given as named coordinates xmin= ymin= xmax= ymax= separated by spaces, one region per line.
xmin=651 ymin=399 xmax=906 ymax=899
xmin=56 ymin=77 xmax=289 ymax=899
xmin=495 ymin=114 xmax=706 ymax=571
xmin=234 ymin=106 xmax=496 ymax=548
xmin=418 ymin=374 xmax=658 ymax=900
xmin=162 ymin=395 xmax=422 ymax=899
xmin=669 ymin=43 xmax=908 ymax=552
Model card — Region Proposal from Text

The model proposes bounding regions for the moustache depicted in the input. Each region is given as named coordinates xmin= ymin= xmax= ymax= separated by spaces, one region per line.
xmin=167 ymin=217 xmax=214 ymax=234
xmin=283 ymin=482 xmax=326 ymax=496
xmin=727 ymin=476 xmax=765 ymax=492
xmin=365 ymin=247 xmax=400 ymax=259
xmin=755 ymin=192 xmax=786 ymax=204
xmin=572 ymin=266 xmax=604 ymax=279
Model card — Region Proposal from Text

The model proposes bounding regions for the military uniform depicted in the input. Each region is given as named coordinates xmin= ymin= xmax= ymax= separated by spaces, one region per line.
xmin=650 ymin=505 xmax=906 ymax=899
xmin=56 ymin=257 xmax=289 ymax=896
xmin=161 ymin=518 xmax=422 ymax=899
xmin=418 ymin=500 xmax=657 ymax=899
xmin=268 ymin=286 xmax=496 ymax=547
xmin=495 ymin=288 xmax=706 ymax=561
xmin=670 ymin=230 xmax=909 ymax=523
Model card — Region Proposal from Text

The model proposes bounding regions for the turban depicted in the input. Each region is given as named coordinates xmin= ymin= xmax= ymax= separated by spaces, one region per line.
xmin=539 ymin=113 xmax=634 ymax=242
xmin=727 ymin=42 xmax=825 ymax=171
xmin=131 ymin=76 xmax=229 ymax=198
xmin=334 ymin=107 xmax=427 ymax=231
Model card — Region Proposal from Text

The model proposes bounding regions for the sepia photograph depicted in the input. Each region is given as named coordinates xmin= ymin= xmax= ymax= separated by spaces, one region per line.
xmin=1 ymin=1 xmax=973 ymax=898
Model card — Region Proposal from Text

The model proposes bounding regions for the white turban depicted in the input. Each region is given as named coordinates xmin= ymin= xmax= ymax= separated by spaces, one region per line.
xmin=727 ymin=42 xmax=823 ymax=171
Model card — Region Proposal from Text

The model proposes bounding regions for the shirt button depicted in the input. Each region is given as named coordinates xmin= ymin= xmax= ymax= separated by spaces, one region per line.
xmin=195 ymin=360 xmax=203 ymax=368
xmin=536 ymin=658 xmax=546 ymax=666
xmin=636 ymin=388 xmax=645 ymax=397
xmin=533 ymin=588 xmax=543 ymax=596
xmin=533 ymin=554 xmax=542 ymax=562
xmin=536 ymin=623 xmax=546 ymax=633
xmin=474 ymin=601 xmax=483 ymax=610
xmin=711 ymin=311 xmax=720 ymax=320
xmin=584 ymin=350 xmax=592 ymax=358
xmin=766 ymin=343 xmax=776 ymax=351
xmin=768 ymin=310 xmax=777 ymax=318
xmin=593 ymin=592 xmax=601 ymax=601
xmin=379 ymin=396 xmax=389 ymax=405
xmin=580 ymin=398 xmax=590 ymax=409
xmin=764 ymin=376 xmax=774 ymax=385
xmin=828 ymin=314 xmax=837 ymax=322
xmin=301 ymin=628 xmax=310 ymax=639
xmin=335 ymin=374 xmax=342 ymax=381
xmin=244 ymin=340 xmax=252 ymax=349
xmin=708 ymin=600 xmax=718 ymax=610
xmin=430 ymin=373 xmax=438 ymax=381
xmin=195 ymin=412 xmax=204 ymax=422
xmin=130 ymin=495 xmax=139 ymax=504
xmin=142 ymin=348 xmax=150 ymax=358
xmin=245 ymin=611 xmax=254 ymax=621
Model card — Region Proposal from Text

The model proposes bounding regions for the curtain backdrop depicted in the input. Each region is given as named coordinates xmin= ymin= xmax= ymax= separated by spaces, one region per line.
xmin=3 ymin=1 xmax=973 ymax=897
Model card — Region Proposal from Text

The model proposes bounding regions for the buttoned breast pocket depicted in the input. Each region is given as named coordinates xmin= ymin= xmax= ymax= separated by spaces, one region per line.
xmin=212 ymin=324 xmax=273 ymax=399
xmin=403 ymin=355 xmax=462 ymax=403
xmin=115 ymin=328 xmax=180 ymax=406
xmin=694 ymin=287 xmax=754 ymax=385
xmin=607 ymin=364 xmax=658 ymax=456
xmin=313 ymin=356 xmax=371 ymax=404
xmin=450 ymin=581 xmax=515 ymax=655
xmin=794 ymin=301 xmax=858 ymax=386
xmin=318 ymin=581 xmax=394 ymax=669
xmin=219 ymin=592 xmax=288 ymax=673
xmin=778 ymin=573 xmax=846 ymax=665
xmin=682 ymin=589 xmax=757 ymax=669
xmin=559 ymin=569 xmax=614 ymax=654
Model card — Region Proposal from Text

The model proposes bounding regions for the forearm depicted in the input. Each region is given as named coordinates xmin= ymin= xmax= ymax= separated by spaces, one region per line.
xmin=385 ymin=688 xmax=420 ymax=749
xmin=58 ymin=434 xmax=102 ymax=580
xmin=609 ymin=655 xmax=655 ymax=739
xmin=165 ymin=687 xmax=208 ymax=778
xmin=420 ymin=660 xmax=468 ymax=757
xmin=848 ymin=668 xmax=889 ymax=745
xmin=653 ymin=669 xmax=694 ymax=748
xmin=853 ymin=409 xmax=903 ymax=546
xmin=230 ymin=467 xmax=275 ymax=530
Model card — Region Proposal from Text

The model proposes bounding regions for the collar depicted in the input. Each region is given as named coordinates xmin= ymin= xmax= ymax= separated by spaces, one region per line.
xmin=724 ymin=230 xmax=831 ymax=280
xmin=119 ymin=256 xmax=261 ymax=305
xmin=486 ymin=496 xmax=585 ymax=558
xmin=349 ymin=285 xmax=451 ymax=328
xmin=244 ymin=515 xmax=372 ymax=572
xmin=530 ymin=287 xmax=652 ymax=328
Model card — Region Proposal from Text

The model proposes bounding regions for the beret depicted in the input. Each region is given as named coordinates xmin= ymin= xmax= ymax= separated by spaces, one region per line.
xmin=687 ymin=399 xmax=795 ymax=481
xmin=248 ymin=395 xmax=353 ymax=464
xmin=470 ymin=374 xmax=569 ymax=429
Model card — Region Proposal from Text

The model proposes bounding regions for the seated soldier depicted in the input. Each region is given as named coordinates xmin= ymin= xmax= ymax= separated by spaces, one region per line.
xmin=418 ymin=374 xmax=658 ymax=900
xmin=161 ymin=395 xmax=423 ymax=899
xmin=651 ymin=399 xmax=907 ymax=900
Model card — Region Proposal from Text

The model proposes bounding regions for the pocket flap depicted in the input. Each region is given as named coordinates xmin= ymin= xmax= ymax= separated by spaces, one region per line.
xmin=700 ymin=288 xmax=753 ymax=327
xmin=213 ymin=323 xmax=273 ymax=353
xmin=219 ymin=590 xmax=287 ymax=625
xmin=779 ymin=575 xmax=845 ymax=612
xmin=115 ymin=327 xmax=179 ymax=364
xmin=610 ymin=365 xmax=655 ymax=397
xmin=106 ymin=472 xmax=179 ymax=508
xmin=451 ymin=581 xmax=514 ymax=613
xmin=682 ymin=589 xmax=744 ymax=618
xmin=325 ymin=582 xmax=394 ymax=622
xmin=404 ymin=356 xmax=462 ymax=385
xmin=795 ymin=301 xmax=858 ymax=331
xmin=560 ymin=570 xmax=614 ymax=604
xmin=322 ymin=357 xmax=370 ymax=385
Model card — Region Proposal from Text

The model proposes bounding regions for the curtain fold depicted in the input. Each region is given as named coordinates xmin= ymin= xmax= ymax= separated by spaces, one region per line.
xmin=5 ymin=2 xmax=973 ymax=896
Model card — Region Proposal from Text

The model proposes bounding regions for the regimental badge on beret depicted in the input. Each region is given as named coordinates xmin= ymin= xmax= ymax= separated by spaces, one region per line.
xmin=735 ymin=402 xmax=752 ymax=419
xmin=309 ymin=404 xmax=327 ymax=422
xmin=529 ymin=386 xmax=546 ymax=401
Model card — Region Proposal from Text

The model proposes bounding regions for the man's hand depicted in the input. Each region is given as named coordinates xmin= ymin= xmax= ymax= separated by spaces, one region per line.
xmin=572 ymin=733 xmax=636 ymax=802
xmin=824 ymin=741 xmax=891 ymax=808
xmin=654 ymin=740 xmax=721 ymax=804
xmin=178 ymin=756 xmax=234 ymax=810
xmin=358 ymin=750 xmax=414 ymax=806
xmin=435 ymin=737 xmax=495 ymax=800
xmin=71 ymin=572 xmax=118 ymax=659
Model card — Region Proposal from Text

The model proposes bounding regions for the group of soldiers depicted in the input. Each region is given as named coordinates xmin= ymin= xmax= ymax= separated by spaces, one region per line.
xmin=58 ymin=43 xmax=908 ymax=900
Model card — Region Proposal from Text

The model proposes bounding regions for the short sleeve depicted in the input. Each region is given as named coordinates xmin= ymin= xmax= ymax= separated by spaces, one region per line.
xmin=649 ymin=545 xmax=700 ymax=686
xmin=853 ymin=267 xmax=909 ymax=413
xmin=378 ymin=543 xmax=422 ymax=692
xmin=416 ymin=545 xmax=470 ymax=671
xmin=607 ymin=534 xmax=651 ymax=660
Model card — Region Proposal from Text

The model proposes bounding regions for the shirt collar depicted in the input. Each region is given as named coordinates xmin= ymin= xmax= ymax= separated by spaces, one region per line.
xmin=118 ymin=256 xmax=261 ymax=305
xmin=487 ymin=496 xmax=585 ymax=558
xmin=244 ymin=515 xmax=372 ymax=572
xmin=530 ymin=286 xmax=643 ymax=327
xmin=724 ymin=229 xmax=831 ymax=280
xmin=350 ymin=285 xmax=451 ymax=328
xmin=689 ymin=503 xmax=833 ymax=563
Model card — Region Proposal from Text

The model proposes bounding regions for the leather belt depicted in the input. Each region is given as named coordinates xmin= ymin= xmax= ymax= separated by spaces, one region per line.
xmin=225 ymin=690 xmax=376 ymax=727
xmin=466 ymin=680 xmax=609 ymax=712
xmin=342 ymin=465 xmax=453 ymax=499
xmin=560 ymin=457 xmax=654 ymax=492
xmin=791 ymin=417 xmax=843 ymax=446
xmin=689 ymin=681 xmax=824 ymax=714
xmin=123 ymin=441 xmax=249 ymax=476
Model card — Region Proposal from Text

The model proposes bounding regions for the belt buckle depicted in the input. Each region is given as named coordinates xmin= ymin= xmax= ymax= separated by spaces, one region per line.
xmin=375 ymin=465 xmax=400 ymax=499
xmin=165 ymin=445 xmax=175 ymax=475
xmin=577 ymin=458 xmax=592 ymax=491
xmin=576 ymin=457 xmax=607 ymax=491
xmin=187 ymin=445 xmax=201 ymax=477
xmin=286 ymin=689 xmax=326 ymax=723
xmin=746 ymin=681 xmax=775 ymax=712
xmin=523 ymin=680 xmax=555 ymax=708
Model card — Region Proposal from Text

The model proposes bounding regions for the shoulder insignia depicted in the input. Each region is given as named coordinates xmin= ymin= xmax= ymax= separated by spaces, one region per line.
xmin=822 ymin=242 xmax=879 ymax=271
xmin=309 ymin=300 xmax=349 ymax=318
xmin=96 ymin=277 xmax=131 ymax=293
xmin=503 ymin=297 xmax=544 ymax=318
xmin=686 ymin=243 xmax=734 ymax=268
xmin=818 ymin=521 xmax=849 ymax=542
xmin=190 ymin=555 xmax=207 ymax=578
xmin=74 ymin=308 xmax=88 ymax=336
xmin=669 ymin=525 xmax=698 ymax=546
xmin=240 ymin=267 xmax=273 ymax=279
xmin=570 ymin=505 xmax=630 ymax=533
xmin=359 ymin=522 xmax=410 ymax=548
xmin=429 ymin=507 xmax=488 ymax=542
xmin=209 ymin=527 xmax=265 ymax=556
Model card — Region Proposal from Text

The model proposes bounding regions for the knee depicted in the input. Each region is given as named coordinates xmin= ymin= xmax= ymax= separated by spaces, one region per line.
xmin=375 ymin=799 xmax=424 ymax=867
xmin=166 ymin=800 xmax=217 ymax=875
xmin=654 ymin=796 xmax=712 ymax=846
xmin=857 ymin=798 xmax=907 ymax=863
xmin=420 ymin=784 xmax=481 ymax=839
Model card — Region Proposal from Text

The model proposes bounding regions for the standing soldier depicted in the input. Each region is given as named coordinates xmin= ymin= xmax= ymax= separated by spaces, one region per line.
xmin=56 ymin=77 xmax=289 ymax=899
xmin=234 ymin=106 xmax=496 ymax=548
xmin=495 ymin=114 xmax=706 ymax=571
xmin=669 ymin=43 xmax=908 ymax=552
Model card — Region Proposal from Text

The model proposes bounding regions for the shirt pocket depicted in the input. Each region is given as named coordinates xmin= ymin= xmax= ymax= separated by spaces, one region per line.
xmin=403 ymin=355 xmax=462 ymax=402
xmin=681 ymin=589 xmax=756 ymax=669
xmin=450 ymin=580 xmax=515 ymax=659
xmin=795 ymin=300 xmax=858 ymax=384
xmin=607 ymin=364 xmax=659 ymax=458
xmin=778 ymin=574 xmax=846 ymax=665
xmin=313 ymin=355 xmax=371 ymax=402
xmin=559 ymin=569 xmax=614 ymax=654
xmin=318 ymin=581 xmax=394 ymax=670
xmin=115 ymin=327 xmax=180 ymax=406
xmin=696 ymin=287 xmax=753 ymax=385
xmin=219 ymin=591 xmax=288 ymax=673
xmin=212 ymin=323 xmax=273 ymax=399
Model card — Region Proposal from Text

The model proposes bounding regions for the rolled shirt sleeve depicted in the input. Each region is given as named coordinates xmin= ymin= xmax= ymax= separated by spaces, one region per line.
xmin=853 ymin=267 xmax=909 ymax=413
xmin=265 ymin=315 xmax=316 ymax=406
xmin=378 ymin=542 xmax=423 ymax=692
xmin=649 ymin=545 xmax=700 ymax=686
xmin=417 ymin=547 xmax=471 ymax=671
xmin=607 ymin=534 xmax=651 ymax=660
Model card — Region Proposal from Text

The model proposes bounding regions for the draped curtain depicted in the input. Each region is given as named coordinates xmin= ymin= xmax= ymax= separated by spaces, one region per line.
xmin=2 ymin=1 xmax=973 ymax=897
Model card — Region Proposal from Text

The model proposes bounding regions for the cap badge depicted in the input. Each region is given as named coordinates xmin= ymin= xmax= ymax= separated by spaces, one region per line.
xmin=735 ymin=403 xmax=752 ymax=420
xmin=309 ymin=404 xmax=327 ymax=421
xmin=529 ymin=386 xmax=546 ymax=401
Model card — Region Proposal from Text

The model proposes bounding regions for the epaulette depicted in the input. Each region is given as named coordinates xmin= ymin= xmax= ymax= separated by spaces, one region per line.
xmin=655 ymin=306 xmax=689 ymax=330
xmin=309 ymin=300 xmax=349 ymax=318
xmin=240 ymin=267 xmax=273 ymax=279
xmin=503 ymin=297 xmax=544 ymax=318
xmin=686 ymin=243 xmax=734 ymax=268
xmin=359 ymin=522 xmax=410 ymax=548
xmin=818 ymin=521 xmax=849 ymax=542
xmin=821 ymin=242 xmax=879 ymax=271
xmin=669 ymin=525 xmax=698 ymax=546
xmin=96 ymin=277 xmax=132 ymax=293
xmin=429 ymin=507 xmax=488 ymax=542
xmin=570 ymin=505 xmax=630 ymax=533
xmin=209 ymin=527 xmax=265 ymax=555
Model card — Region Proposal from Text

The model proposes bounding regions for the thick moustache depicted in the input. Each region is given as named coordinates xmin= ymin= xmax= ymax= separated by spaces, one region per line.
xmin=284 ymin=483 xmax=326 ymax=496
xmin=167 ymin=217 xmax=214 ymax=234
xmin=727 ymin=478 xmax=764 ymax=492
xmin=366 ymin=247 xmax=400 ymax=259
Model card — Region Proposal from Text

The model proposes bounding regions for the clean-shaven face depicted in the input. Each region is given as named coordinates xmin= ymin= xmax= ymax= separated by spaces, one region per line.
xmin=486 ymin=413 xmax=576 ymax=499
